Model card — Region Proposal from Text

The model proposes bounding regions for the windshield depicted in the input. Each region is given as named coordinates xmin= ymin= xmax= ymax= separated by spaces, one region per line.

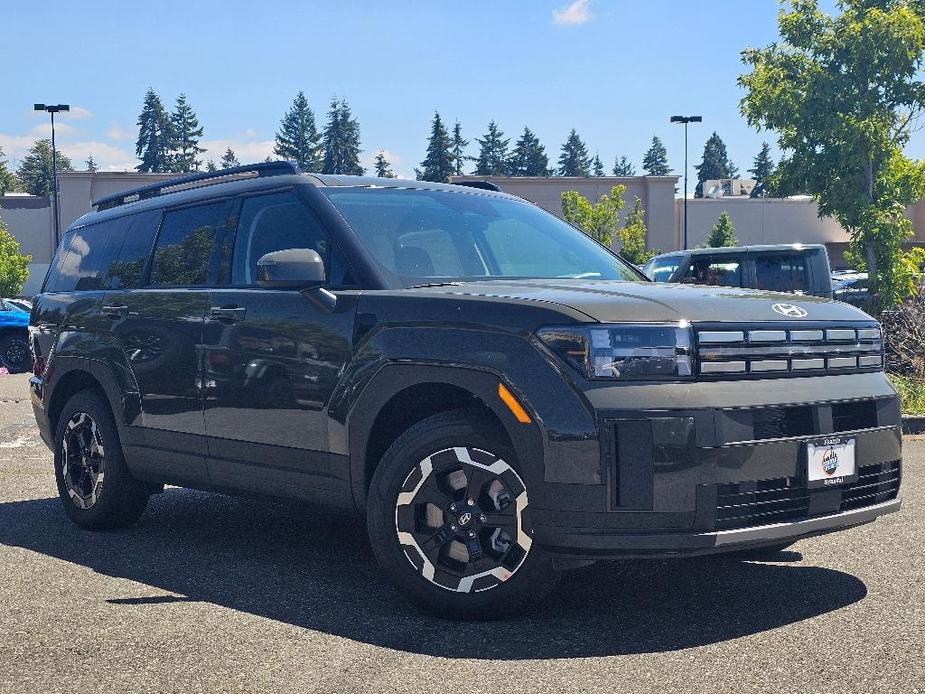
xmin=643 ymin=255 xmax=682 ymax=282
xmin=320 ymin=187 xmax=641 ymax=287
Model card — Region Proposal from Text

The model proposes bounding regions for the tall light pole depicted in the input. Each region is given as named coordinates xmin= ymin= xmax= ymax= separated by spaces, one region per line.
xmin=670 ymin=114 xmax=702 ymax=249
xmin=34 ymin=103 xmax=69 ymax=247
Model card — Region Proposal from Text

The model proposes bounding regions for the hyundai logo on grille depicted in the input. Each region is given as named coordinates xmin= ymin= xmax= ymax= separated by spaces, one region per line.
xmin=772 ymin=302 xmax=808 ymax=318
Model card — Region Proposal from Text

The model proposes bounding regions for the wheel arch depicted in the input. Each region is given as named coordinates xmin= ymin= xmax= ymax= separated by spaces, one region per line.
xmin=46 ymin=357 xmax=139 ymax=440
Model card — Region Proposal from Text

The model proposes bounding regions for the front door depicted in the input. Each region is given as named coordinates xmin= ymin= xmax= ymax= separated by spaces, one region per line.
xmin=201 ymin=189 xmax=356 ymax=503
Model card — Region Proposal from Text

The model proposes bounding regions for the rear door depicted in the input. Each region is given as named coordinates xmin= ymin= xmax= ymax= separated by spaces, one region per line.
xmin=751 ymin=250 xmax=813 ymax=295
xmin=200 ymin=188 xmax=357 ymax=505
xmin=676 ymin=254 xmax=744 ymax=288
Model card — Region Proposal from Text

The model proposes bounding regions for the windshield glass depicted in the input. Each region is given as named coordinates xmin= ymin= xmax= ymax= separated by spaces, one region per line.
xmin=644 ymin=255 xmax=681 ymax=282
xmin=320 ymin=187 xmax=641 ymax=287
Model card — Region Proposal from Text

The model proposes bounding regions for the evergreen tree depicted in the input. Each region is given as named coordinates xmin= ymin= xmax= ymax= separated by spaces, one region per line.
xmin=695 ymin=132 xmax=738 ymax=197
xmin=16 ymin=140 xmax=74 ymax=196
xmin=748 ymin=142 xmax=775 ymax=197
xmin=705 ymin=211 xmax=738 ymax=247
xmin=169 ymin=93 xmax=205 ymax=172
xmin=220 ymin=148 xmax=240 ymax=169
xmin=641 ymin=136 xmax=670 ymax=176
xmin=274 ymin=91 xmax=322 ymax=171
xmin=135 ymin=88 xmax=173 ymax=172
xmin=507 ymin=127 xmax=550 ymax=176
xmin=418 ymin=112 xmax=453 ymax=182
xmin=321 ymin=98 xmax=364 ymax=175
xmin=450 ymin=121 xmax=470 ymax=176
xmin=0 ymin=217 xmax=30 ymax=297
xmin=612 ymin=155 xmax=635 ymax=176
xmin=373 ymin=150 xmax=395 ymax=178
xmin=557 ymin=129 xmax=591 ymax=176
xmin=592 ymin=153 xmax=605 ymax=176
xmin=85 ymin=154 xmax=98 ymax=173
xmin=205 ymin=160 xmax=218 ymax=172
xmin=0 ymin=147 xmax=18 ymax=194
xmin=473 ymin=121 xmax=509 ymax=176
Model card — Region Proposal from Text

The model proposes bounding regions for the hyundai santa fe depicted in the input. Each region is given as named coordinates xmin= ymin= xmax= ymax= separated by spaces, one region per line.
xmin=29 ymin=162 xmax=901 ymax=616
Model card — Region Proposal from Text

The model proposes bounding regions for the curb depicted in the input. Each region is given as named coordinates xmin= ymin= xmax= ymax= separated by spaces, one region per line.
xmin=902 ymin=415 xmax=925 ymax=435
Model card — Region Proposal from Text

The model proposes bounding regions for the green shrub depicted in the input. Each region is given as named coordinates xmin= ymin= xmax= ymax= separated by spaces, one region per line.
xmin=889 ymin=374 xmax=925 ymax=415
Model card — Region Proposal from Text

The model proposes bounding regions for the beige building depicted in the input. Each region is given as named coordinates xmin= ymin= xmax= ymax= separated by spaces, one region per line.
xmin=4 ymin=170 xmax=925 ymax=295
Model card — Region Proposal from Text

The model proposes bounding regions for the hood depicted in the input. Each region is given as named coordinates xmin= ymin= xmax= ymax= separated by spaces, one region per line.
xmin=402 ymin=280 xmax=873 ymax=323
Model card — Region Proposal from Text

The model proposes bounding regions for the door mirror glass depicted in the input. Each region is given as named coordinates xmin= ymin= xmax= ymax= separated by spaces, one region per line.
xmin=256 ymin=248 xmax=326 ymax=288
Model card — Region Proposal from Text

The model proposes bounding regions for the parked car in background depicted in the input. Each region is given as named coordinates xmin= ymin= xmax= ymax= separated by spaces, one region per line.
xmin=642 ymin=244 xmax=833 ymax=298
xmin=0 ymin=298 xmax=30 ymax=372
xmin=832 ymin=271 xmax=871 ymax=309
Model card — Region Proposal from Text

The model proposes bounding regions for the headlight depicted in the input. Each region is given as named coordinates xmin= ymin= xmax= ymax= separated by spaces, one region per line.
xmin=536 ymin=323 xmax=693 ymax=380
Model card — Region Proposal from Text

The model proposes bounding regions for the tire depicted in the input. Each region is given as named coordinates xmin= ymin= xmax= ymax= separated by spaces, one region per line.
xmin=0 ymin=334 xmax=30 ymax=373
xmin=367 ymin=408 xmax=558 ymax=617
xmin=725 ymin=541 xmax=796 ymax=559
xmin=53 ymin=390 xmax=149 ymax=530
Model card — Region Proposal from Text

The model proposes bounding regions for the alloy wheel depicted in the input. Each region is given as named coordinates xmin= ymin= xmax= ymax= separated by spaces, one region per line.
xmin=61 ymin=412 xmax=106 ymax=510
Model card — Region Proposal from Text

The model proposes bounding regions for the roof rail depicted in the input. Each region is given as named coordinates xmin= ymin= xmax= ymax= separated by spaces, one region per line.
xmin=453 ymin=180 xmax=503 ymax=192
xmin=92 ymin=161 xmax=302 ymax=211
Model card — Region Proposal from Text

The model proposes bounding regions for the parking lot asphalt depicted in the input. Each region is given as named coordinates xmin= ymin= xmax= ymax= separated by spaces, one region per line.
xmin=0 ymin=371 xmax=922 ymax=693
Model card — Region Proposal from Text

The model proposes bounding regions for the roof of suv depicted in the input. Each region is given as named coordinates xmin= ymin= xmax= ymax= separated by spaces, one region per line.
xmin=651 ymin=243 xmax=826 ymax=259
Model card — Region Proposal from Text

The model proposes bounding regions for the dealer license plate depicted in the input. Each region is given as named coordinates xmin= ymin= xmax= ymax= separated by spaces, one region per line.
xmin=806 ymin=437 xmax=857 ymax=488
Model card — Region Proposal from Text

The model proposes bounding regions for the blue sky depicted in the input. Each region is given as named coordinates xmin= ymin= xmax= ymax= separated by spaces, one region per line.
xmin=4 ymin=0 xmax=920 ymax=185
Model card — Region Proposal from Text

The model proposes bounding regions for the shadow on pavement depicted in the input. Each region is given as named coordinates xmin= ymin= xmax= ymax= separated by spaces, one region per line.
xmin=0 ymin=489 xmax=867 ymax=659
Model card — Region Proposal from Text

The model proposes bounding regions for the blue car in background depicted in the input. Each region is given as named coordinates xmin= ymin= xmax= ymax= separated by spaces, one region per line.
xmin=0 ymin=298 xmax=30 ymax=373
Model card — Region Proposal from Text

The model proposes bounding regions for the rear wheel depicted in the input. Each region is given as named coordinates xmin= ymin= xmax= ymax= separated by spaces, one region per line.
xmin=367 ymin=409 xmax=558 ymax=617
xmin=53 ymin=390 xmax=149 ymax=530
xmin=0 ymin=334 xmax=30 ymax=373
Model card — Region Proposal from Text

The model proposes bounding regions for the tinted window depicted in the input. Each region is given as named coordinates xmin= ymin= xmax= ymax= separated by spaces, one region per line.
xmin=49 ymin=216 xmax=132 ymax=292
xmin=754 ymin=253 xmax=810 ymax=293
xmin=232 ymin=191 xmax=330 ymax=285
xmin=321 ymin=188 xmax=639 ymax=287
xmin=680 ymin=256 xmax=742 ymax=287
xmin=149 ymin=202 xmax=228 ymax=287
xmin=104 ymin=210 xmax=161 ymax=289
xmin=644 ymin=256 xmax=682 ymax=282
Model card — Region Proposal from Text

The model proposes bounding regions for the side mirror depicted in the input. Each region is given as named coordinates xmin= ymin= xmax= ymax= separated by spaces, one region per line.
xmin=256 ymin=248 xmax=325 ymax=288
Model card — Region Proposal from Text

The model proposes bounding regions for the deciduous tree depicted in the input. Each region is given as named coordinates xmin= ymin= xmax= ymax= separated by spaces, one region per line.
xmin=617 ymin=196 xmax=656 ymax=263
xmin=560 ymin=185 xmax=625 ymax=247
xmin=0 ymin=217 xmax=30 ymax=296
xmin=0 ymin=148 xmax=18 ymax=194
xmin=17 ymin=140 xmax=73 ymax=196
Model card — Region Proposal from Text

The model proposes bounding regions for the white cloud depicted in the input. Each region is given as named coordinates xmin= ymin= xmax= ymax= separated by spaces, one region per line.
xmin=58 ymin=141 xmax=137 ymax=171
xmin=242 ymin=128 xmax=257 ymax=139
xmin=107 ymin=122 xmax=132 ymax=141
xmin=553 ymin=0 xmax=592 ymax=25
xmin=199 ymin=138 xmax=276 ymax=167
xmin=362 ymin=148 xmax=400 ymax=169
xmin=28 ymin=122 xmax=76 ymax=138
xmin=61 ymin=106 xmax=93 ymax=120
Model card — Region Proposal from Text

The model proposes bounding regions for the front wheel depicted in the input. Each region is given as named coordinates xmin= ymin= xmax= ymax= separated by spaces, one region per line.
xmin=367 ymin=409 xmax=558 ymax=617
xmin=0 ymin=334 xmax=30 ymax=373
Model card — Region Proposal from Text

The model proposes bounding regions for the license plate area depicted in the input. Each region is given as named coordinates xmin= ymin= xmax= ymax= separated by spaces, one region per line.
xmin=805 ymin=437 xmax=857 ymax=488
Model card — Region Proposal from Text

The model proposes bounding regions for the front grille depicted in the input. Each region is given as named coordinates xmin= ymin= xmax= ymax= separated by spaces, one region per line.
xmin=752 ymin=405 xmax=814 ymax=440
xmin=695 ymin=323 xmax=882 ymax=378
xmin=711 ymin=461 xmax=900 ymax=530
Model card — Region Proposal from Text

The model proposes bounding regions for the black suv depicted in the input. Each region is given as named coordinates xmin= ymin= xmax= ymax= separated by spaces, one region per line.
xmin=30 ymin=163 xmax=901 ymax=615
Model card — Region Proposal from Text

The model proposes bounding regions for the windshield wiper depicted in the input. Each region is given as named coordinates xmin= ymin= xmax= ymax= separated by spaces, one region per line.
xmin=406 ymin=281 xmax=465 ymax=289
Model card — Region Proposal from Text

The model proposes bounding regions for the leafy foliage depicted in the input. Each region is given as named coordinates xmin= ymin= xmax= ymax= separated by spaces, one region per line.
xmin=508 ymin=127 xmax=550 ymax=176
xmin=705 ymin=211 xmax=738 ymax=247
xmin=274 ymin=92 xmax=322 ymax=171
xmin=0 ymin=148 xmax=18 ymax=194
xmin=418 ymin=112 xmax=454 ymax=182
xmin=617 ymin=196 xmax=656 ymax=264
xmin=748 ymin=142 xmax=775 ymax=197
xmin=612 ymin=155 xmax=635 ymax=176
xmin=135 ymin=88 xmax=173 ymax=173
xmin=17 ymin=140 xmax=73 ymax=196
xmin=0 ymin=217 xmax=30 ymax=296
xmin=641 ymin=136 xmax=670 ymax=176
xmin=220 ymin=148 xmax=239 ymax=169
xmin=695 ymin=132 xmax=737 ymax=197
xmin=322 ymin=98 xmax=364 ymax=175
xmin=560 ymin=185 xmax=626 ymax=247
xmin=170 ymin=93 xmax=205 ymax=173
xmin=557 ymin=129 xmax=591 ymax=176
xmin=739 ymin=0 xmax=925 ymax=309
xmin=474 ymin=121 xmax=509 ymax=175
xmin=373 ymin=150 xmax=395 ymax=178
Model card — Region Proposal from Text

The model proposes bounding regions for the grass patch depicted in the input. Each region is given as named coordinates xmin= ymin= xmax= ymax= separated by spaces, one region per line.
xmin=888 ymin=374 xmax=925 ymax=415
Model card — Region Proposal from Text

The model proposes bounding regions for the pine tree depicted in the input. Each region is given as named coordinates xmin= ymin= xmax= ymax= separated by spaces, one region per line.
xmin=473 ymin=121 xmax=509 ymax=176
xmin=612 ymin=155 xmax=635 ymax=176
xmin=274 ymin=91 xmax=322 ymax=171
xmin=557 ymin=129 xmax=591 ymax=176
xmin=592 ymin=153 xmax=605 ymax=176
xmin=205 ymin=160 xmax=217 ymax=172
xmin=321 ymin=98 xmax=364 ymax=175
xmin=418 ymin=112 xmax=453 ymax=182
xmin=373 ymin=150 xmax=395 ymax=178
xmin=705 ymin=211 xmax=738 ymax=247
xmin=135 ymin=88 xmax=173 ymax=172
xmin=85 ymin=154 xmax=98 ymax=173
xmin=749 ymin=142 xmax=775 ymax=197
xmin=507 ymin=127 xmax=550 ymax=176
xmin=450 ymin=121 xmax=470 ymax=176
xmin=641 ymin=136 xmax=670 ymax=176
xmin=0 ymin=147 xmax=19 ymax=193
xmin=169 ymin=93 xmax=205 ymax=172
xmin=16 ymin=140 xmax=74 ymax=196
xmin=695 ymin=132 xmax=738 ymax=197
xmin=220 ymin=147 xmax=240 ymax=169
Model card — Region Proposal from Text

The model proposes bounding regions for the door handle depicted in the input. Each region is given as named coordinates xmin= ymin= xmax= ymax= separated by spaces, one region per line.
xmin=209 ymin=306 xmax=246 ymax=322
xmin=101 ymin=305 xmax=129 ymax=319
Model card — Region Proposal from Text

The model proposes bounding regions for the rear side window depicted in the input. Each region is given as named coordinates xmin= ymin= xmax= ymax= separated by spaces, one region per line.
xmin=105 ymin=210 xmax=161 ymax=289
xmin=149 ymin=202 xmax=229 ymax=287
xmin=680 ymin=256 xmax=742 ymax=287
xmin=48 ymin=216 xmax=132 ymax=292
xmin=754 ymin=253 xmax=810 ymax=293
